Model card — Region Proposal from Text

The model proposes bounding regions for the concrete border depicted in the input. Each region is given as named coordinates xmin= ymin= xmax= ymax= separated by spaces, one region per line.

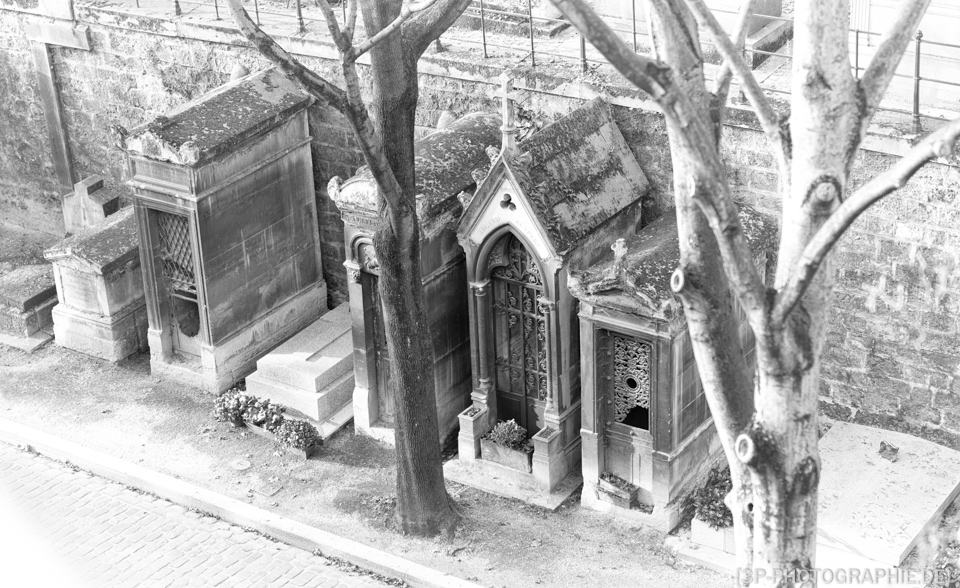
xmin=0 ymin=417 xmax=486 ymax=588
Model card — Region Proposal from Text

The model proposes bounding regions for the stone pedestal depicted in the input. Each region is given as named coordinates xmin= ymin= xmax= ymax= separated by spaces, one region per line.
xmin=0 ymin=265 xmax=56 ymax=352
xmin=43 ymin=207 xmax=147 ymax=361
xmin=245 ymin=304 xmax=354 ymax=440
xmin=62 ymin=175 xmax=121 ymax=234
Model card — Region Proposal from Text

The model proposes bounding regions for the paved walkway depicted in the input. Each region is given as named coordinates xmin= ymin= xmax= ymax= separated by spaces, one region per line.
xmin=0 ymin=442 xmax=392 ymax=588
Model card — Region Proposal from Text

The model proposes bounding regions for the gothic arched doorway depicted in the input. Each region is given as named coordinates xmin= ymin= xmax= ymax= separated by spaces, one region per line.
xmin=490 ymin=233 xmax=548 ymax=436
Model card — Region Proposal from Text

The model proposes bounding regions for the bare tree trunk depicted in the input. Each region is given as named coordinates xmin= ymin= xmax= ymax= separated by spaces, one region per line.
xmin=362 ymin=0 xmax=457 ymax=535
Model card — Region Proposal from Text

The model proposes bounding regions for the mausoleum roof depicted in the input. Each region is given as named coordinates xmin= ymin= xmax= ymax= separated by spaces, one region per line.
xmin=44 ymin=207 xmax=140 ymax=275
xmin=122 ymin=68 xmax=311 ymax=166
xmin=463 ymin=97 xmax=649 ymax=257
xmin=568 ymin=205 xmax=778 ymax=322
xmin=329 ymin=112 xmax=501 ymax=231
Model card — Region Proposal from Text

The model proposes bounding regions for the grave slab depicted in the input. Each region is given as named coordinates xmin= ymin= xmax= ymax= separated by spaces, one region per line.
xmin=0 ymin=265 xmax=56 ymax=352
xmin=817 ymin=421 xmax=960 ymax=567
xmin=246 ymin=304 xmax=354 ymax=441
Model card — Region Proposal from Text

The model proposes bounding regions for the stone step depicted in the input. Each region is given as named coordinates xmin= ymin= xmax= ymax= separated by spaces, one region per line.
xmin=246 ymin=369 xmax=355 ymax=422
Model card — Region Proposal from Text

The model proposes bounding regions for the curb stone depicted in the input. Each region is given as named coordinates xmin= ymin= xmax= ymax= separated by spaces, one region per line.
xmin=0 ymin=417 xmax=486 ymax=588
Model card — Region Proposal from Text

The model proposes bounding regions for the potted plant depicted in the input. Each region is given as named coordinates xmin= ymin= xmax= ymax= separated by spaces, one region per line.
xmin=480 ymin=419 xmax=534 ymax=473
xmin=597 ymin=472 xmax=639 ymax=509
xmin=275 ymin=419 xmax=323 ymax=459
xmin=690 ymin=465 xmax=736 ymax=554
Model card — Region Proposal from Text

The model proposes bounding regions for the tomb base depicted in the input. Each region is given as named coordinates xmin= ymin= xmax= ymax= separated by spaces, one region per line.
xmin=149 ymin=281 xmax=327 ymax=393
xmin=245 ymin=303 xmax=355 ymax=441
xmin=443 ymin=456 xmax=582 ymax=511
xmin=52 ymin=303 xmax=147 ymax=362
xmin=579 ymin=480 xmax=681 ymax=533
xmin=0 ymin=265 xmax=57 ymax=353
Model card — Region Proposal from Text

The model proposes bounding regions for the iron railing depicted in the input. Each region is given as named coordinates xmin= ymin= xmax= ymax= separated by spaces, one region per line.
xmin=137 ymin=0 xmax=960 ymax=125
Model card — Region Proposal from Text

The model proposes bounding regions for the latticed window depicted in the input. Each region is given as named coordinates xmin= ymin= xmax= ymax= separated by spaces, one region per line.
xmin=613 ymin=335 xmax=652 ymax=423
xmin=491 ymin=234 xmax=548 ymax=432
xmin=156 ymin=212 xmax=197 ymax=296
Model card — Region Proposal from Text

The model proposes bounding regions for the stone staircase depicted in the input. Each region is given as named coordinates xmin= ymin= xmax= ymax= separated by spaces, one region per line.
xmin=245 ymin=303 xmax=354 ymax=440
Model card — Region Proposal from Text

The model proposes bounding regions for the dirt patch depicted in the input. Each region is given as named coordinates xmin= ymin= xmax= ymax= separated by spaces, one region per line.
xmin=0 ymin=343 xmax=720 ymax=588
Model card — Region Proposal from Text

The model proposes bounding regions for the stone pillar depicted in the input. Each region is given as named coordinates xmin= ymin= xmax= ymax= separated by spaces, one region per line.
xmin=538 ymin=297 xmax=562 ymax=431
xmin=346 ymin=258 xmax=379 ymax=435
xmin=470 ymin=280 xmax=495 ymax=420
xmin=577 ymin=304 xmax=602 ymax=495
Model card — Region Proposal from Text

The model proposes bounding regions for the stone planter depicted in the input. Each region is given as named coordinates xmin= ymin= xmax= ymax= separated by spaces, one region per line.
xmin=480 ymin=438 xmax=533 ymax=473
xmin=597 ymin=475 xmax=638 ymax=509
xmin=691 ymin=517 xmax=736 ymax=554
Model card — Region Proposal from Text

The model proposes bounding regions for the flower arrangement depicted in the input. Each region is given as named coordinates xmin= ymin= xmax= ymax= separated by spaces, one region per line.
xmin=242 ymin=398 xmax=286 ymax=433
xmin=485 ymin=419 xmax=529 ymax=451
xmin=275 ymin=419 xmax=323 ymax=451
xmin=213 ymin=388 xmax=253 ymax=424
xmin=693 ymin=464 xmax=734 ymax=529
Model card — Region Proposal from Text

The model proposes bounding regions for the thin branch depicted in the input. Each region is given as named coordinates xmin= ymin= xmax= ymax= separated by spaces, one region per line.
xmin=683 ymin=0 xmax=783 ymax=152
xmin=773 ymin=116 xmax=960 ymax=324
xmin=712 ymin=0 xmax=758 ymax=113
xmin=351 ymin=0 xmax=439 ymax=58
xmin=225 ymin=0 xmax=346 ymax=111
xmin=858 ymin=0 xmax=933 ymax=137
xmin=402 ymin=0 xmax=472 ymax=57
xmin=344 ymin=0 xmax=358 ymax=42
xmin=313 ymin=0 xmax=406 ymax=219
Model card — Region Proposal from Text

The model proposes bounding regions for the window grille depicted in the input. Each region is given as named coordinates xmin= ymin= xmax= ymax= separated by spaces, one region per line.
xmin=613 ymin=335 xmax=652 ymax=422
xmin=156 ymin=211 xmax=197 ymax=296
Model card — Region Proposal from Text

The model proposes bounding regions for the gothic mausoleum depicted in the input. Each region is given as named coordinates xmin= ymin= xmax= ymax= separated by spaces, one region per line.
xmin=329 ymin=112 xmax=502 ymax=443
xmin=569 ymin=207 xmax=777 ymax=530
xmin=446 ymin=83 xmax=651 ymax=505
xmin=122 ymin=68 xmax=327 ymax=392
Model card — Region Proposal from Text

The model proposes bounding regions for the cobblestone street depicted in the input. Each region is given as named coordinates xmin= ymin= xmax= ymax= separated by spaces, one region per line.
xmin=0 ymin=442 xmax=392 ymax=588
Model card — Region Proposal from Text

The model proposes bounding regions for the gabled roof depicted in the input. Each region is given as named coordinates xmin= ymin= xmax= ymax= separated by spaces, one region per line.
xmin=568 ymin=205 xmax=778 ymax=322
xmin=44 ymin=207 xmax=140 ymax=275
xmin=330 ymin=112 xmax=501 ymax=230
xmin=123 ymin=68 xmax=311 ymax=166
xmin=461 ymin=98 xmax=649 ymax=257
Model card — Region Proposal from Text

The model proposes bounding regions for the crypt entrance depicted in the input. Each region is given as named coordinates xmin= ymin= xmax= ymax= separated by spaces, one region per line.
xmin=489 ymin=233 xmax=548 ymax=436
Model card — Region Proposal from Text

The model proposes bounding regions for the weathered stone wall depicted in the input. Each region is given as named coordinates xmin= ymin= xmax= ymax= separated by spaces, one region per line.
xmin=1 ymin=5 xmax=958 ymax=444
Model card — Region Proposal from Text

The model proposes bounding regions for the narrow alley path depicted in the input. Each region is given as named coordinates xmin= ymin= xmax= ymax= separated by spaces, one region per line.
xmin=0 ymin=442 xmax=394 ymax=588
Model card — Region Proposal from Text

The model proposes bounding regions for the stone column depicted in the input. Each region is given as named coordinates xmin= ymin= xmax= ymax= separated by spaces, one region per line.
xmin=470 ymin=280 xmax=494 ymax=415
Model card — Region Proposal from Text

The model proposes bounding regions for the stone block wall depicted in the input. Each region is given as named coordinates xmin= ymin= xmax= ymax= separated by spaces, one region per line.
xmin=1 ymin=5 xmax=958 ymax=443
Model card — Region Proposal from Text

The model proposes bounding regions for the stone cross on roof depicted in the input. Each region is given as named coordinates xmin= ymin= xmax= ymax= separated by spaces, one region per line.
xmin=495 ymin=72 xmax=520 ymax=160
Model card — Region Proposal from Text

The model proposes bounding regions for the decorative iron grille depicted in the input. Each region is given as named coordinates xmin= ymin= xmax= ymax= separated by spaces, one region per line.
xmin=156 ymin=211 xmax=197 ymax=296
xmin=613 ymin=335 xmax=651 ymax=422
xmin=492 ymin=235 xmax=548 ymax=402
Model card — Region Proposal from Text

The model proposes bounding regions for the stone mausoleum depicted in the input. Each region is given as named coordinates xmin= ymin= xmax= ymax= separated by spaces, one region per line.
xmin=569 ymin=209 xmax=776 ymax=530
xmin=329 ymin=112 xmax=501 ymax=443
xmin=121 ymin=68 xmax=327 ymax=392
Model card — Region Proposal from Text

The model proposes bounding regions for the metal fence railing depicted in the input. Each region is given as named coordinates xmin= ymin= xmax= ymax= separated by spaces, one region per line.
xmin=125 ymin=0 xmax=960 ymax=126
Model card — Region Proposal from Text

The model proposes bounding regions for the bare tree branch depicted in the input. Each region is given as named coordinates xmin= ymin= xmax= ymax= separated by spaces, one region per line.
xmin=551 ymin=0 xmax=769 ymax=328
xmin=225 ymin=0 xmax=346 ymax=111
xmin=858 ymin=0 xmax=933 ymax=137
xmin=683 ymin=0 xmax=784 ymax=154
xmin=773 ymin=116 xmax=960 ymax=324
xmin=350 ymin=0 xmax=439 ymax=59
xmin=402 ymin=0 xmax=472 ymax=57
xmin=344 ymin=0 xmax=359 ymax=42
xmin=711 ymin=0 xmax=758 ymax=115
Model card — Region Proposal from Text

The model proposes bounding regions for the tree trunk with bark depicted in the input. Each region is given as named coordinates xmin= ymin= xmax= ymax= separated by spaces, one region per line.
xmin=228 ymin=0 xmax=470 ymax=537
xmin=550 ymin=0 xmax=960 ymax=584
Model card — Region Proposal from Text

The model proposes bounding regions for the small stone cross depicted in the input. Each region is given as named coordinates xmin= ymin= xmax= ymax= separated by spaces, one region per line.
xmin=495 ymin=72 xmax=520 ymax=159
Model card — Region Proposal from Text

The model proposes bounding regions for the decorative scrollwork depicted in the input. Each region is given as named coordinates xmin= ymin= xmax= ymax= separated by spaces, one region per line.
xmin=613 ymin=335 xmax=652 ymax=423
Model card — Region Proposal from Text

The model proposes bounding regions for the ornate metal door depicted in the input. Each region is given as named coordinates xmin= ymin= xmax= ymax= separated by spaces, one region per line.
xmin=156 ymin=211 xmax=201 ymax=357
xmin=491 ymin=235 xmax=547 ymax=436
xmin=602 ymin=332 xmax=653 ymax=484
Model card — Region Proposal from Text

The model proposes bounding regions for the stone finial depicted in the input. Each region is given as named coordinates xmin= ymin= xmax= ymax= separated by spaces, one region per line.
xmin=611 ymin=238 xmax=628 ymax=268
xmin=436 ymin=110 xmax=456 ymax=130
xmin=495 ymin=72 xmax=520 ymax=160
xmin=230 ymin=63 xmax=250 ymax=81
